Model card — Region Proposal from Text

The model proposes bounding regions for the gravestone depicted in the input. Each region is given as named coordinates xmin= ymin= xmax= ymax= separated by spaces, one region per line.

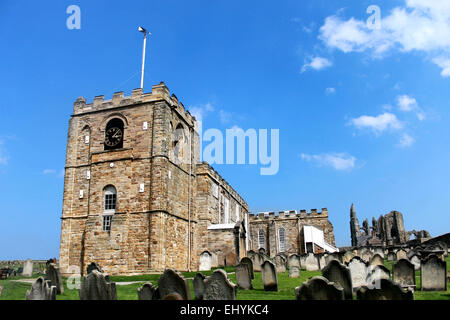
xmin=409 ymin=254 xmax=421 ymax=271
xmin=348 ymin=257 xmax=368 ymax=290
xmin=22 ymin=259 xmax=33 ymax=277
xmin=0 ymin=285 xmax=2 ymax=297
xmin=251 ymin=253 xmax=264 ymax=272
xmin=288 ymin=254 xmax=301 ymax=278
xmin=158 ymin=269 xmax=190 ymax=300
xmin=235 ymin=264 xmax=252 ymax=290
xmin=343 ymin=251 xmax=355 ymax=264
xmin=420 ymin=254 xmax=447 ymax=291
xmin=366 ymin=265 xmax=390 ymax=287
xmin=26 ymin=277 xmax=56 ymax=300
xmin=356 ymin=279 xmax=413 ymax=300
xmin=373 ymin=247 xmax=385 ymax=258
xmin=274 ymin=255 xmax=286 ymax=273
xmin=193 ymin=273 xmax=206 ymax=300
xmin=396 ymin=249 xmax=408 ymax=261
xmin=369 ymin=254 xmax=384 ymax=267
xmin=325 ymin=253 xmax=340 ymax=265
xmin=163 ymin=293 xmax=183 ymax=300
xmin=300 ymin=254 xmax=308 ymax=270
xmin=258 ymin=248 xmax=266 ymax=255
xmin=240 ymin=257 xmax=254 ymax=279
xmin=45 ymin=263 xmax=64 ymax=294
xmin=360 ymin=249 xmax=373 ymax=264
xmin=79 ymin=270 xmax=117 ymax=300
xmin=393 ymin=259 xmax=415 ymax=288
xmin=199 ymin=251 xmax=212 ymax=271
xmin=86 ymin=262 xmax=102 ymax=274
xmin=225 ymin=252 xmax=237 ymax=267
xmin=318 ymin=254 xmax=327 ymax=270
xmin=211 ymin=252 xmax=219 ymax=268
xmin=261 ymin=260 xmax=278 ymax=291
xmin=305 ymin=253 xmax=320 ymax=271
xmin=322 ymin=260 xmax=353 ymax=300
xmin=203 ymin=269 xmax=237 ymax=300
xmin=295 ymin=276 xmax=345 ymax=300
xmin=137 ymin=283 xmax=158 ymax=300
xmin=387 ymin=252 xmax=396 ymax=261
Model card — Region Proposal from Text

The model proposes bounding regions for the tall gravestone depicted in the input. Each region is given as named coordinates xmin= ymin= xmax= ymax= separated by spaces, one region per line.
xmin=393 ymin=259 xmax=415 ymax=288
xmin=235 ymin=264 xmax=252 ymax=290
xmin=158 ymin=269 xmax=190 ymax=300
xmin=45 ymin=263 xmax=64 ymax=294
xmin=252 ymin=253 xmax=264 ymax=272
xmin=356 ymin=279 xmax=414 ymax=300
xmin=305 ymin=253 xmax=320 ymax=271
xmin=203 ymin=269 xmax=237 ymax=300
xmin=322 ymin=260 xmax=353 ymax=300
xmin=318 ymin=254 xmax=327 ymax=270
xmin=79 ymin=270 xmax=117 ymax=300
xmin=26 ymin=277 xmax=56 ymax=300
xmin=240 ymin=257 xmax=254 ymax=279
xmin=274 ymin=255 xmax=286 ymax=273
xmin=261 ymin=260 xmax=278 ymax=291
xmin=348 ymin=257 xmax=368 ymax=290
xmin=22 ymin=259 xmax=33 ymax=277
xmin=421 ymin=254 xmax=447 ymax=291
xmin=199 ymin=251 xmax=212 ymax=271
xmin=288 ymin=254 xmax=301 ymax=278
xmin=137 ymin=283 xmax=158 ymax=300
xmin=295 ymin=276 xmax=345 ymax=300
xmin=193 ymin=273 xmax=206 ymax=300
xmin=366 ymin=265 xmax=390 ymax=287
xmin=409 ymin=254 xmax=421 ymax=271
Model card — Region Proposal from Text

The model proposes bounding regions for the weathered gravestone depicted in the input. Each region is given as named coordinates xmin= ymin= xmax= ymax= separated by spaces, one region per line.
xmin=360 ymin=249 xmax=373 ymax=264
xmin=299 ymin=254 xmax=308 ymax=270
xmin=295 ymin=276 xmax=344 ymax=300
xmin=318 ymin=254 xmax=327 ymax=270
xmin=158 ymin=269 xmax=190 ymax=300
xmin=203 ymin=269 xmax=237 ymax=300
xmin=193 ymin=273 xmax=206 ymax=300
xmin=420 ymin=254 xmax=447 ymax=291
xmin=199 ymin=251 xmax=212 ymax=271
xmin=396 ymin=249 xmax=408 ymax=261
xmin=304 ymin=253 xmax=320 ymax=271
xmin=409 ymin=254 xmax=421 ymax=271
xmin=225 ymin=251 xmax=237 ymax=267
xmin=79 ymin=270 xmax=117 ymax=300
xmin=393 ymin=259 xmax=416 ymax=288
xmin=45 ymin=263 xmax=64 ymax=294
xmin=86 ymin=262 xmax=103 ymax=274
xmin=235 ymin=263 xmax=252 ymax=290
xmin=240 ymin=257 xmax=254 ymax=279
xmin=261 ymin=260 xmax=278 ymax=291
xmin=322 ymin=260 xmax=353 ymax=300
xmin=137 ymin=283 xmax=158 ymax=300
xmin=369 ymin=254 xmax=384 ymax=267
xmin=348 ymin=257 xmax=368 ymax=290
xmin=356 ymin=279 xmax=414 ymax=300
xmin=325 ymin=253 xmax=340 ymax=265
xmin=373 ymin=247 xmax=385 ymax=258
xmin=22 ymin=259 xmax=33 ymax=277
xmin=251 ymin=253 xmax=264 ymax=272
xmin=343 ymin=251 xmax=355 ymax=264
xmin=26 ymin=277 xmax=56 ymax=300
xmin=387 ymin=252 xmax=396 ymax=261
xmin=366 ymin=265 xmax=390 ymax=287
xmin=288 ymin=254 xmax=301 ymax=278
xmin=258 ymin=248 xmax=266 ymax=255
xmin=274 ymin=254 xmax=286 ymax=273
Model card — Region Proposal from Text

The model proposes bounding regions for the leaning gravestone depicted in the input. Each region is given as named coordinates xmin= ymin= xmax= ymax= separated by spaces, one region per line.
xmin=274 ymin=255 xmax=286 ymax=273
xmin=305 ymin=253 xmax=320 ymax=271
xmin=86 ymin=262 xmax=103 ymax=274
xmin=262 ymin=260 xmax=278 ymax=291
xmin=79 ymin=270 xmax=117 ymax=300
xmin=295 ymin=276 xmax=345 ymax=300
xmin=322 ymin=260 xmax=353 ymax=300
xmin=240 ymin=257 xmax=254 ymax=279
xmin=203 ymin=269 xmax=237 ymax=300
xmin=366 ymin=265 xmax=390 ymax=287
xmin=26 ymin=278 xmax=56 ymax=300
xmin=421 ymin=254 xmax=447 ymax=291
xmin=356 ymin=279 xmax=413 ymax=300
xmin=235 ymin=263 xmax=252 ymax=290
xmin=348 ymin=257 xmax=368 ymax=290
xmin=45 ymin=263 xmax=64 ymax=294
xmin=158 ymin=269 xmax=190 ymax=300
xmin=393 ymin=259 xmax=415 ymax=288
xmin=288 ymin=254 xmax=301 ymax=278
xmin=22 ymin=259 xmax=33 ymax=277
xmin=199 ymin=251 xmax=212 ymax=271
xmin=137 ymin=283 xmax=158 ymax=300
xmin=193 ymin=273 xmax=206 ymax=300
xmin=369 ymin=254 xmax=384 ymax=267
xmin=409 ymin=254 xmax=421 ymax=271
xmin=396 ymin=249 xmax=408 ymax=261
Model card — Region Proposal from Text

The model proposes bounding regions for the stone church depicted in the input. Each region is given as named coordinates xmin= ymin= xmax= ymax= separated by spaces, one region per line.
xmin=59 ymin=82 xmax=250 ymax=276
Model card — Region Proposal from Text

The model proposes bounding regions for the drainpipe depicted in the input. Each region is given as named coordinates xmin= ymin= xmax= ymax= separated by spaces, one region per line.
xmin=187 ymin=126 xmax=192 ymax=272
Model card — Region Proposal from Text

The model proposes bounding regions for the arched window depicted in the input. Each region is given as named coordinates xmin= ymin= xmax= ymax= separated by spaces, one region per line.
xmin=278 ymin=228 xmax=286 ymax=252
xmin=258 ymin=229 xmax=265 ymax=249
xmin=104 ymin=118 xmax=124 ymax=150
xmin=103 ymin=186 xmax=117 ymax=232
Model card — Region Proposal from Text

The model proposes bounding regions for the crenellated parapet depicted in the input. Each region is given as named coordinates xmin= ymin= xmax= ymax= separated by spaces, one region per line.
xmin=249 ymin=208 xmax=329 ymax=221
xmin=72 ymin=82 xmax=197 ymax=128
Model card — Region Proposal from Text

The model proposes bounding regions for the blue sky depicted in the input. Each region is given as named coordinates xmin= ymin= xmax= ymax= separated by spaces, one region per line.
xmin=1 ymin=0 xmax=450 ymax=259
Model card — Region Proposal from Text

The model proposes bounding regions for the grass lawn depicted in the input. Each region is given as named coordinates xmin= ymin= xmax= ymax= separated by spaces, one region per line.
xmin=1 ymin=257 xmax=449 ymax=300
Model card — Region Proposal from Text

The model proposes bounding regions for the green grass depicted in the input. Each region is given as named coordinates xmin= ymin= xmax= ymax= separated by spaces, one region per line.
xmin=1 ymin=257 xmax=448 ymax=300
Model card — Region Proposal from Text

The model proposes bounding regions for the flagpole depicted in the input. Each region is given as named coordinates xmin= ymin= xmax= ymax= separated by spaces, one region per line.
xmin=138 ymin=26 xmax=150 ymax=90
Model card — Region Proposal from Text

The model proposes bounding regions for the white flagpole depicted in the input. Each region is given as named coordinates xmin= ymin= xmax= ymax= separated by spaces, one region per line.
xmin=139 ymin=27 xmax=150 ymax=90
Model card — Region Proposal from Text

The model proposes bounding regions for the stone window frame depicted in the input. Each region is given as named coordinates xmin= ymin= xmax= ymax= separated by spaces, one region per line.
xmin=278 ymin=227 xmax=286 ymax=252
xmin=223 ymin=197 xmax=230 ymax=224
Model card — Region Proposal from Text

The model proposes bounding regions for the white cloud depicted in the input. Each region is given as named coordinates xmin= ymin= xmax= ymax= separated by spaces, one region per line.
xmin=349 ymin=112 xmax=403 ymax=134
xmin=189 ymin=102 xmax=214 ymax=122
xmin=219 ymin=109 xmax=232 ymax=124
xmin=301 ymin=153 xmax=356 ymax=171
xmin=325 ymin=87 xmax=336 ymax=95
xmin=398 ymin=133 xmax=415 ymax=147
xmin=396 ymin=94 xmax=426 ymax=120
xmin=319 ymin=1 xmax=450 ymax=76
xmin=43 ymin=169 xmax=56 ymax=174
xmin=301 ymin=57 xmax=332 ymax=72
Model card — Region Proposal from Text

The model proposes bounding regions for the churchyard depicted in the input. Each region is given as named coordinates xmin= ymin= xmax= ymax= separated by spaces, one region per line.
xmin=0 ymin=252 xmax=449 ymax=300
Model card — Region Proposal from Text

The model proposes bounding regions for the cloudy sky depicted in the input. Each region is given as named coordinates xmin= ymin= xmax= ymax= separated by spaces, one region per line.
xmin=1 ymin=0 xmax=450 ymax=258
